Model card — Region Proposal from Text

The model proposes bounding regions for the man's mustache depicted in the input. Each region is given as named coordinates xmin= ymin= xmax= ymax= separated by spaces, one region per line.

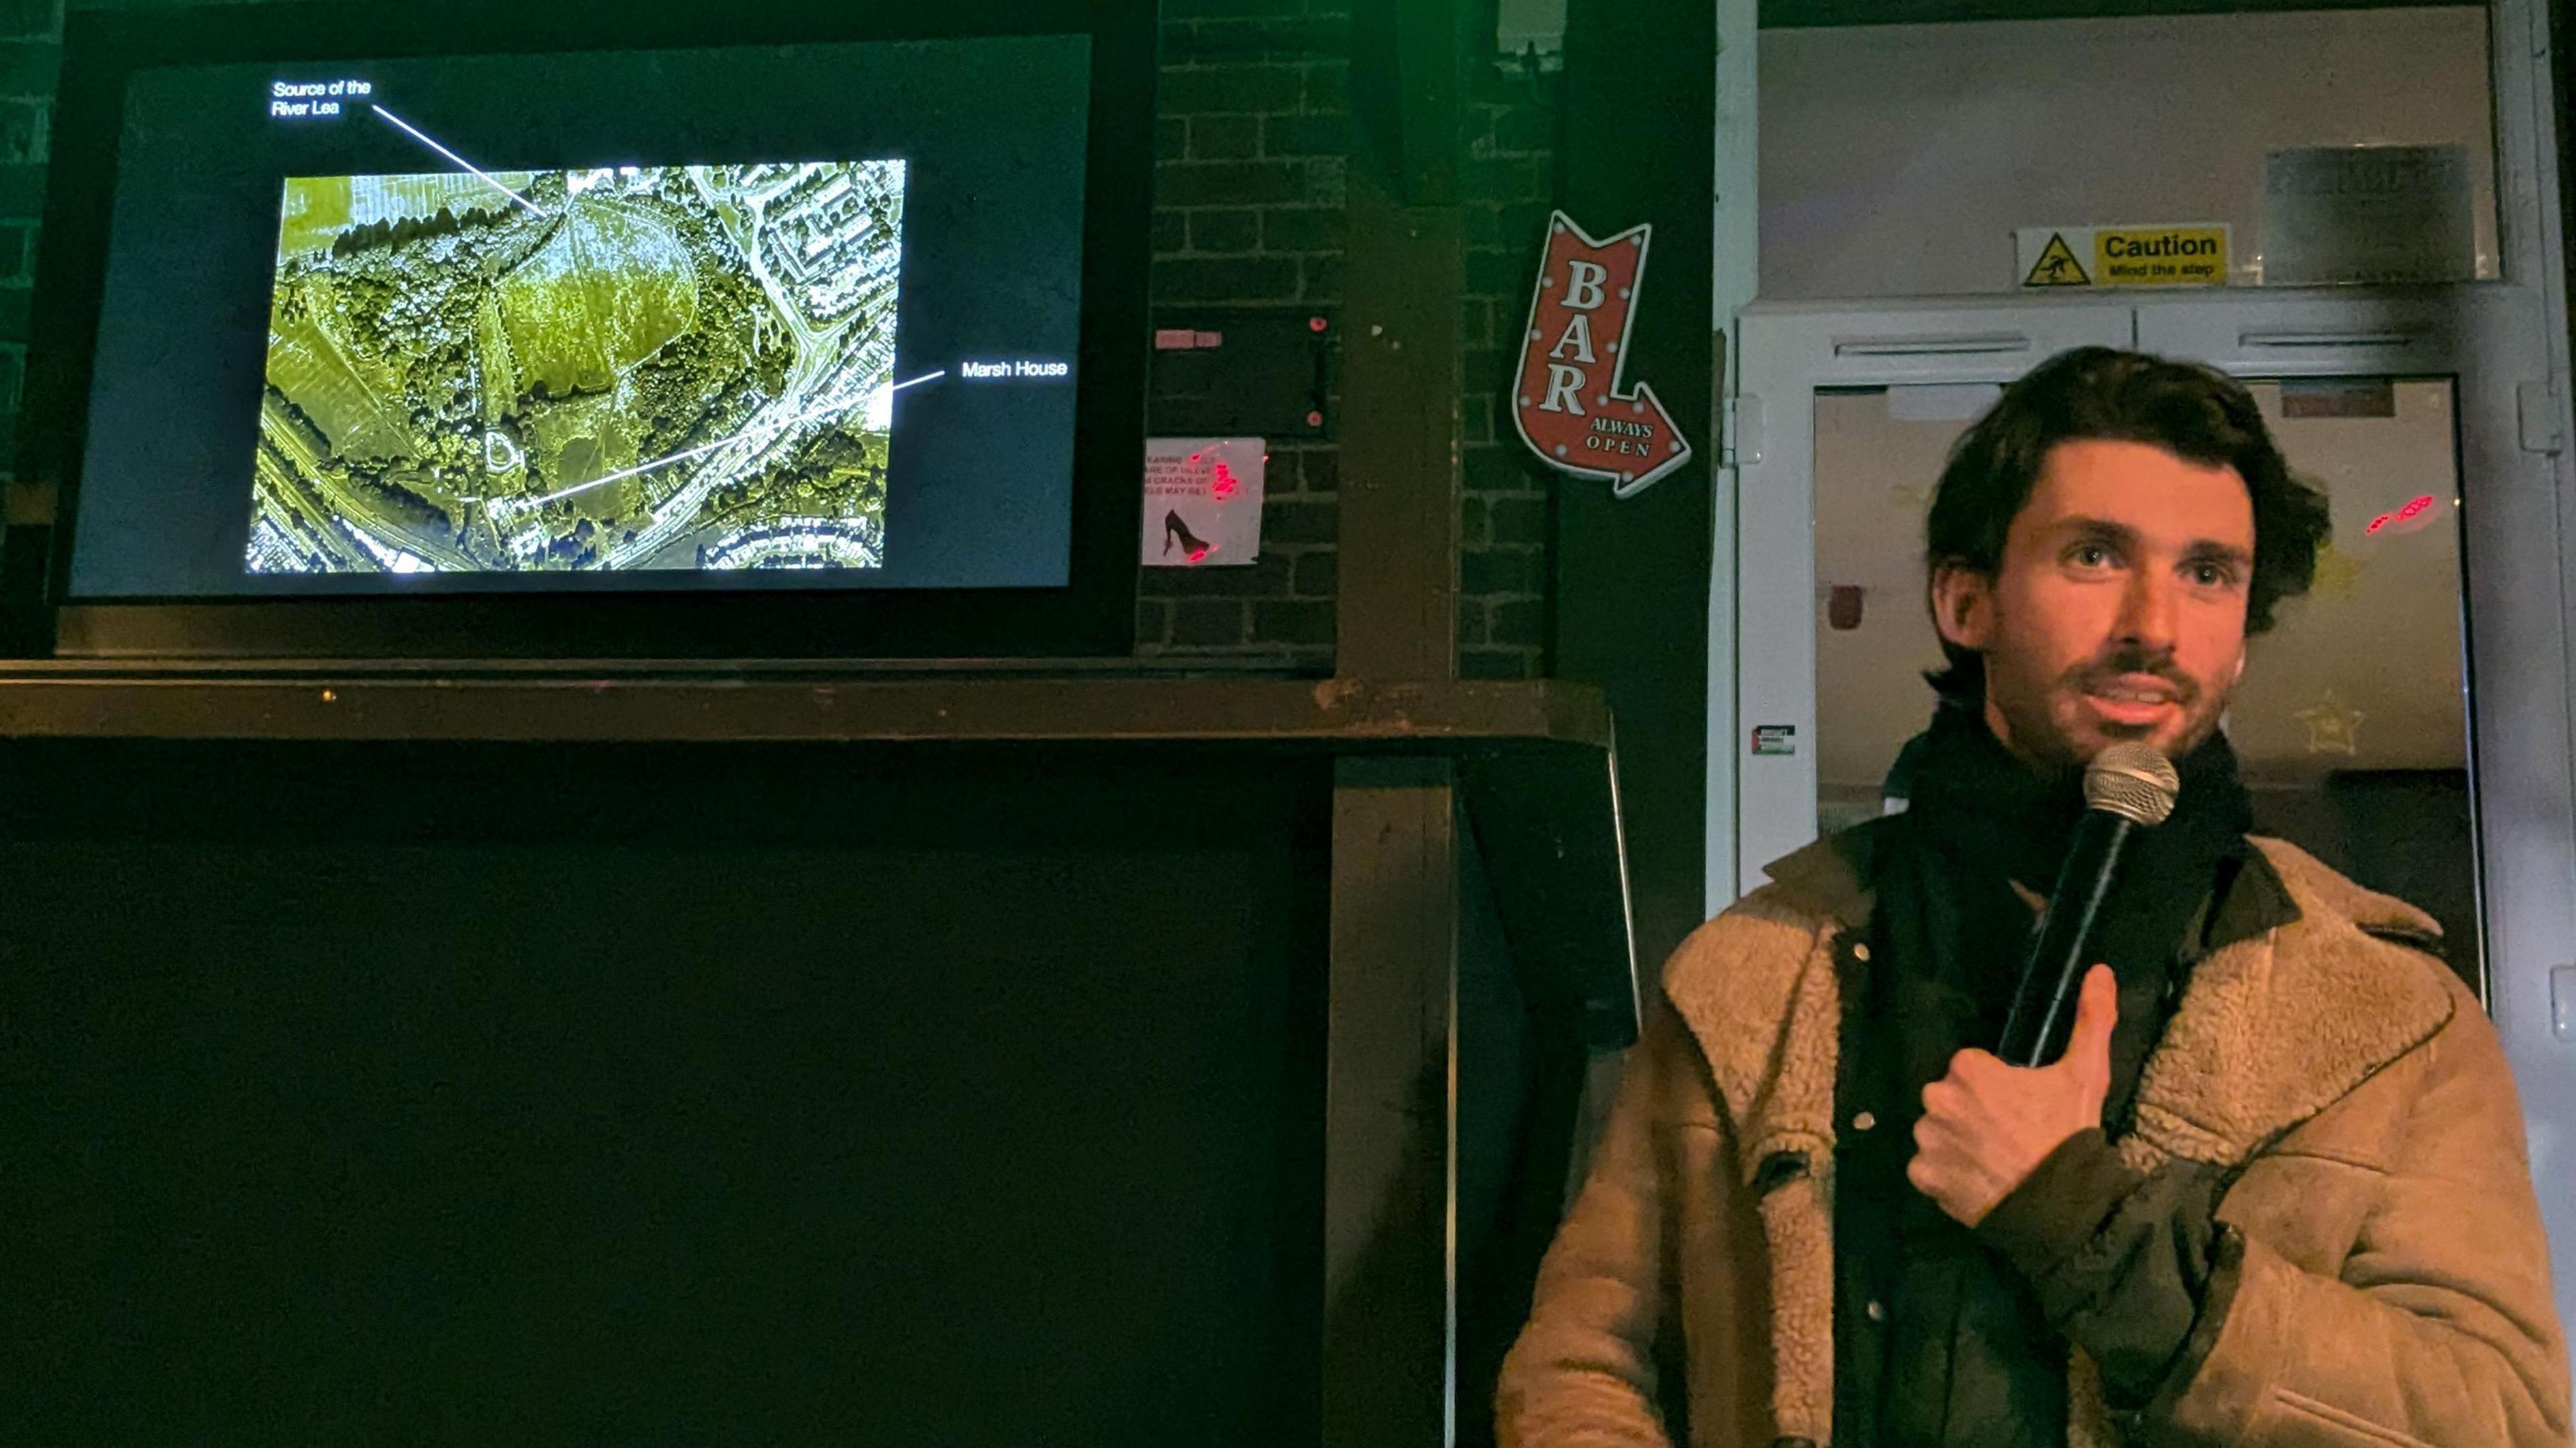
xmin=2066 ymin=649 xmax=2201 ymax=704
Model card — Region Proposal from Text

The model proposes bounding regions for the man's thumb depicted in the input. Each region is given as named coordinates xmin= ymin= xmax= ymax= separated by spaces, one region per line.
xmin=2066 ymin=962 xmax=2118 ymax=1069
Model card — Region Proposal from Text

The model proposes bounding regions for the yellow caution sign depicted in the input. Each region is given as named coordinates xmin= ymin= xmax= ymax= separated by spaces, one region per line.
xmin=2017 ymin=224 xmax=2231 ymax=288
xmin=2023 ymin=232 xmax=2090 ymax=287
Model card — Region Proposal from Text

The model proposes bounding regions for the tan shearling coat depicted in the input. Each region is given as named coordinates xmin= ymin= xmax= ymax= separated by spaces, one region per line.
xmin=1497 ymin=836 xmax=2571 ymax=1447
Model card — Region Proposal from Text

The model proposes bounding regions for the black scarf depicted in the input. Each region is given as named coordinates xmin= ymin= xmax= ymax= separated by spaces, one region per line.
xmin=1892 ymin=702 xmax=2254 ymax=1117
xmin=1837 ymin=703 xmax=2254 ymax=1447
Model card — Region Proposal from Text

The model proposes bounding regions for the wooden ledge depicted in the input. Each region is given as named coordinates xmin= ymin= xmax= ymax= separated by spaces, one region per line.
xmin=0 ymin=665 xmax=1611 ymax=749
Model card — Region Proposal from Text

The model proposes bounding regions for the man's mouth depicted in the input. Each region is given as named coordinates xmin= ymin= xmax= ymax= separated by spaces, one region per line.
xmin=2082 ymin=673 xmax=2186 ymax=725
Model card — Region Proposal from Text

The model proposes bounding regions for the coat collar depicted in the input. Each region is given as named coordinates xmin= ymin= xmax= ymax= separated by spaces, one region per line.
xmin=1666 ymin=827 xmax=2457 ymax=1176
xmin=2118 ymin=837 xmax=2457 ymax=1170
xmin=1761 ymin=818 xmax=1885 ymax=933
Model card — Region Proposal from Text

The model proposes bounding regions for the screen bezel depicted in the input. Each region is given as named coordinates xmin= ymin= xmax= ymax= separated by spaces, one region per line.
xmin=11 ymin=0 xmax=1152 ymax=661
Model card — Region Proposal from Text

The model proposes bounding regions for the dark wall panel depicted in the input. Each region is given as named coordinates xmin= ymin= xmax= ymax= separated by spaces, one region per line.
xmin=1 ymin=742 xmax=1329 ymax=1447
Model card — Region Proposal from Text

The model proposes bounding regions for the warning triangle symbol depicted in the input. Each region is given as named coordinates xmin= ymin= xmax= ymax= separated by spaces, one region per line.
xmin=2025 ymin=233 xmax=2091 ymax=288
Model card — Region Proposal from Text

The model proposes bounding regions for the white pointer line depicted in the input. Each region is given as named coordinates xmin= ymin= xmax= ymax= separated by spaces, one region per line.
xmin=368 ymin=105 xmax=552 ymax=220
xmin=515 ymin=370 xmax=948 ymax=509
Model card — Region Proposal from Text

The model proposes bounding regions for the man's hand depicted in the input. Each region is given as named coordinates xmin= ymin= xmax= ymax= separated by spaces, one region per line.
xmin=1907 ymin=962 xmax=2117 ymax=1227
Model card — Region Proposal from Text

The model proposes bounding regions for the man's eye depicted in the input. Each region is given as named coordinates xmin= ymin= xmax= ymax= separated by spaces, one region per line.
xmin=2190 ymin=562 xmax=2238 ymax=588
xmin=2071 ymin=545 xmax=2112 ymax=568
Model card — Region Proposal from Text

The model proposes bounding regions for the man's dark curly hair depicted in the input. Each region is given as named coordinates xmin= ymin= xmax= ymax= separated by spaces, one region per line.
xmin=1923 ymin=346 xmax=2332 ymax=703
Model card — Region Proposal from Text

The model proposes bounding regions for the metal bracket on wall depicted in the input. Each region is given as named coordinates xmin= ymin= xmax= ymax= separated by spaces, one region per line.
xmin=1148 ymin=308 xmax=1339 ymax=440
xmin=1495 ymin=0 xmax=1567 ymax=72
xmin=1721 ymin=394 xmax=1762 ymax=468
xmin=2516 ymin=380 xmax=2564 ymax=454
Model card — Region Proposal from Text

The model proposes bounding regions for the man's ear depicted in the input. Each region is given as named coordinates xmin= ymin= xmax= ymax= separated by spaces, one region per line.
xmin=1930 ymin=562 xmax=1995 ymax=651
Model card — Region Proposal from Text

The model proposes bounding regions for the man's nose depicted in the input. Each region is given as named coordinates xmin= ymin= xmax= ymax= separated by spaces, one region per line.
xmin=2116 ymin=567 xmax=2179 ymax=651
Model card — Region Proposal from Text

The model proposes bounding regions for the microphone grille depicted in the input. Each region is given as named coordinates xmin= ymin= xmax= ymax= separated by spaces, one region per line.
xmin=2086 ymin=742 xmax=2181 ymax=826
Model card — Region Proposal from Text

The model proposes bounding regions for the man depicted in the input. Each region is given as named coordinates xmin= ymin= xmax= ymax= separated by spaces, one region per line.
xmin=1497 ymin=348 xmax=2571 ymax=1446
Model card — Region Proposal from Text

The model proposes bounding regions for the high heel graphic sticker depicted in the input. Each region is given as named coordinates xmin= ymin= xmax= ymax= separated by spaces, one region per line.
xmin=1140 ymin=437 xmax=1265 ymax=567
xmin=1163 ymin=510 xmax=1216 ymax=563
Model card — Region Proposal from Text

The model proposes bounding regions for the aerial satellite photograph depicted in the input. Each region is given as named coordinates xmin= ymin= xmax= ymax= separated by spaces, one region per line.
xmin=246 ymin=159 xmax=904 ymax=576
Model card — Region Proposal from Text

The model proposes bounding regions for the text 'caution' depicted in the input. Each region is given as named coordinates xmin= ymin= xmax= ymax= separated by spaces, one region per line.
xmin=2017 ymin=225 xmax=2231 ymax=288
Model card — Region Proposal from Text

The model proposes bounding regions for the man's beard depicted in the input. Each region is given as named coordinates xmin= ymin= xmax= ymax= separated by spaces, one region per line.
xmin=1989 ymin=643 xmax=2229 ymax=772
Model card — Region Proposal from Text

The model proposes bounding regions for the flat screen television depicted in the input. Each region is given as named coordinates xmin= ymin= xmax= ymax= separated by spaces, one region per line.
xmin=5 ymin=0 xmax=1154 ymax=661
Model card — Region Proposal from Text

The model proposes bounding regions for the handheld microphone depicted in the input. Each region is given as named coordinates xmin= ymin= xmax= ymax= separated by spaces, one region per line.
xmin=1995 ymin=742 xmax=2181 ymax=1068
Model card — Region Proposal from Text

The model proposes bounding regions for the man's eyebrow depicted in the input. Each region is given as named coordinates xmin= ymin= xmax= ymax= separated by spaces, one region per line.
xmin=2055 ymin=516 xmax=2139 ymax=547
xmin=2183 ymin=539 xmax=2256 ymax=568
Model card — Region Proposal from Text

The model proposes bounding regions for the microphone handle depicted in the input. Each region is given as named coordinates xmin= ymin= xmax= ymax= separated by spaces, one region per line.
xmin=1996 ymin=811 xmax=2137 ymax=1067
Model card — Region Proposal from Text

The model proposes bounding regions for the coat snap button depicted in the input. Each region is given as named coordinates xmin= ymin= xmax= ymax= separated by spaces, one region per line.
xmin=1866 ymin=1299 xmax=1887 ymax=1322
xmin=1850 ymin=942 xmax=1872 ymax=962
xmin=1852 ymin=1111 xmax=1876 ymax=1131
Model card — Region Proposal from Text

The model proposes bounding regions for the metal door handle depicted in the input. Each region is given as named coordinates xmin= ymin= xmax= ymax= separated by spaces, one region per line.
xmin=1832 ymin=333 xmax=2031 ymax=357
xmin=2237 ymin=329 xmax=2420 ymax=350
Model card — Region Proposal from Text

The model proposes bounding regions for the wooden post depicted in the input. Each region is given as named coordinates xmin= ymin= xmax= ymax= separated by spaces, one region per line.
xmin=1328 ymin=0 xmax=1470 ymax=1440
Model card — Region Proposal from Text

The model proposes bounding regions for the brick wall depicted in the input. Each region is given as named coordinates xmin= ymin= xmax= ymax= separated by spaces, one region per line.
xmin=1141 ymin=0 xmax=1562 ymax=679
xmin=0 ymin=0 xmax=1564 ymax=677
xmin=1136 ymin=0 xmax=1352 ymax=672
xmin=1456 ymin=66 xmax=1560 ymax=681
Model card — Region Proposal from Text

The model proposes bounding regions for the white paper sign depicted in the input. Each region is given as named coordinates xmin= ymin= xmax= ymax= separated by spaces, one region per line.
xmin=1141 ymin=437 xmax=1265 ymax=567
xmin=2260 ymin=145 xmax=2475 ymax=285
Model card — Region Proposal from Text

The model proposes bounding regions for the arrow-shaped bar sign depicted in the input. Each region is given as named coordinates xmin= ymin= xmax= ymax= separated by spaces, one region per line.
xmin=1510 ymin=211 xmax=1692 ymax=498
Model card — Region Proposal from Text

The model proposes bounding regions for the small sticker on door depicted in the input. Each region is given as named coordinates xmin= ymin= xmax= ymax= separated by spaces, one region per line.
xmin=1752 ymin=724 xmax=1797 ymax=757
